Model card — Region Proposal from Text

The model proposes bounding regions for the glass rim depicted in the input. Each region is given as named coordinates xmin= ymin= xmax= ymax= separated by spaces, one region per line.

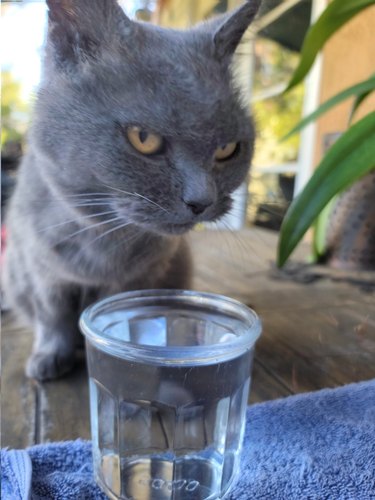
xmin=79 ymin=289 xmax=262 ymax=365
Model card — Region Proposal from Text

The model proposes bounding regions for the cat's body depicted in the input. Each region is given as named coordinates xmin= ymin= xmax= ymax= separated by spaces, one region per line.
xmin=3 ymin=0 xmax=260 ymax=380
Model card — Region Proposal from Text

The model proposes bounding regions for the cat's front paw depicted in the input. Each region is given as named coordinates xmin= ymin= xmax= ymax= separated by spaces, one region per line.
xmin=26 ymin=350 xmax=76 ymax=381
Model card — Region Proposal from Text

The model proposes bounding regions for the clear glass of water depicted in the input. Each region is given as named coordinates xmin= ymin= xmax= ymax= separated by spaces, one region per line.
xmin=80 ymin=289 xmax=261 ymax=500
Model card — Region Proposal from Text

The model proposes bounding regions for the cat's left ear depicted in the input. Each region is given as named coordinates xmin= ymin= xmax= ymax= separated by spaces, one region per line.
xmin=211 ymin=0 xmax=261 ymax=59
xmin=46 ymin=0 xmax=133 ymax=68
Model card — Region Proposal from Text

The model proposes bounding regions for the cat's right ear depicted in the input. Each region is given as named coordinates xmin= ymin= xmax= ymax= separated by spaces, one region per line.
xmin=46 ymin=0 xmax=133 ymax=69
xmin=210 ymin=0 xmax=261 ymax=59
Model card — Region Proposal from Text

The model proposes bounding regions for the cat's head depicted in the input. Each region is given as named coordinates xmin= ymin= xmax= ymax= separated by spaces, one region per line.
xmin=34 ymin=0 xmax=261 ymax=235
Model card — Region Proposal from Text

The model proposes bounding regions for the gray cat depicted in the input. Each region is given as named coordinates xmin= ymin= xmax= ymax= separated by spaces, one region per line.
xmin=3 ymin=0 xmax=260 ymax=380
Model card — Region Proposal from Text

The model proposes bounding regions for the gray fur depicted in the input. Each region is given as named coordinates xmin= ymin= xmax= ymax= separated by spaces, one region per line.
xmin=3 ymin=0 xmax=260 ymax=380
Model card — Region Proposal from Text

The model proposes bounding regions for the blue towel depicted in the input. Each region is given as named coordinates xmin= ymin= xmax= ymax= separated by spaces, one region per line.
xmin=1 ymin=449 xmax=32 ymax=500
xmin=2 ymin=380 xmax=375 ymax=499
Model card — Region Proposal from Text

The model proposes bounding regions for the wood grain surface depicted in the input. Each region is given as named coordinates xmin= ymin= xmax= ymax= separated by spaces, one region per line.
xmin=2 ymin=228 xmax=374 ymax=448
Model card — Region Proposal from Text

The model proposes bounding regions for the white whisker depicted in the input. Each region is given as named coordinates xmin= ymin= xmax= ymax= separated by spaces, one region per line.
xmin=55 ymin=215 xmax=122 ymax=245
xmin=79 ymin=220 xmax=133 ymax=253
xmin=103 ymin=183 xmax=169 ymax=214
xmin=26 ymin=198 xmax=114 ymax=208
xmin=37 ymin=210 xmax=118 ymax=233
xmin=70 ymin=201 xmax=115 ymax=207
xmin=220 ymin=220 xmax=265 ymax=266
xmin=64 ymin=192 xmax=113 ymax=198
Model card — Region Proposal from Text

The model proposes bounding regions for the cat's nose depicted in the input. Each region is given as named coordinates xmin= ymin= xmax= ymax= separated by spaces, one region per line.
xmin=184 ymin=198 xmax=212 ymax=215
xmin=181 ymin=167 xmax=216 ymax=216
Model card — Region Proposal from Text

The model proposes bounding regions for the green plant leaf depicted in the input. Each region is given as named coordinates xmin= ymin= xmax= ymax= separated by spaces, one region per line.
xmin=277 ymin=112 xmax=375 ymax=267
xmin=285 ymin=0 xmax=375 ymax=93
xmin=349 ymin=86 xmax=375 ymax=124
xmin=281 ymin=75 xmax=375 ymax=141
xmin=312 ymin=197 xmax=337 ymax=261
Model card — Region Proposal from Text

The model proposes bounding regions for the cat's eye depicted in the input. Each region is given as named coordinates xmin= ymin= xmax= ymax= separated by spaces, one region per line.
xmin=214 ymin=142 xmax=238 ymax=162
xmin=127 ymin=126 xmax=164 ymax=155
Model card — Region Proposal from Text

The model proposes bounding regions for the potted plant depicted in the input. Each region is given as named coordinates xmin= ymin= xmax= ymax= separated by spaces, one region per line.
xmin=277 ymin=0 xmax=375 ymax=270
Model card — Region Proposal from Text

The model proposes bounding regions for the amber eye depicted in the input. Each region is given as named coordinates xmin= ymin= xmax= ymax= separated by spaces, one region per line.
xmin=214 ymin=142 xmax=238 ymax=162
xmin=127 ymin=126 xmax=164 ymax=155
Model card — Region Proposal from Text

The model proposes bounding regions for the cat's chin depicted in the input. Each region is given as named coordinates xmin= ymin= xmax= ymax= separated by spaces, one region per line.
xmin=151 ymin=221 xmax=197 ymax=236
xmin=168 ymin=223 xmax=196 ymax=235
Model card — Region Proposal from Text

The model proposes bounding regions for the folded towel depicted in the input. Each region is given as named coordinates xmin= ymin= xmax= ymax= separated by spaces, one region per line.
xmin=2 ymin=380 xmax=374 ymax=499
xmin=233 ymin=379 xmax=375 ymax=500
xmin=1 ymin=449 xmax=32 ymax=500
xmin=1 ymin=441 xmax=104 ymax=500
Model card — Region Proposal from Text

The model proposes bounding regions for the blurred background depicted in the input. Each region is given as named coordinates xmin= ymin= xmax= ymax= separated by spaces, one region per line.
xmin=1 ymin=0 xmax=312 ymax=231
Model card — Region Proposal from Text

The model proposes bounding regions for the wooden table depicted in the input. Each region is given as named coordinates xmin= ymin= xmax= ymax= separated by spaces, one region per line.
xmin=2 ymin=228 xmax=375 ymax=449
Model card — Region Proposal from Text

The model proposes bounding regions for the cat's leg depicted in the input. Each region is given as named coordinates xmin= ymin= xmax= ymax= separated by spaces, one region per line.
xmin=4 ymin=239 xmax=81 ymax=380
xmin=26 ymin=304 xmax=80 ymax=381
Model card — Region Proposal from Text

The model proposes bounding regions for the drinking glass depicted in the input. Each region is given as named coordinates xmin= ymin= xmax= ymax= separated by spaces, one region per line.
xmin=80 ymin=289 xmax=261 ymax=500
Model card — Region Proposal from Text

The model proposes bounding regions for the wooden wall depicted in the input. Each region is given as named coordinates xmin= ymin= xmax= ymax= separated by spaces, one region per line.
xmin=313 ymin=4 xmax=375 ymax=166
